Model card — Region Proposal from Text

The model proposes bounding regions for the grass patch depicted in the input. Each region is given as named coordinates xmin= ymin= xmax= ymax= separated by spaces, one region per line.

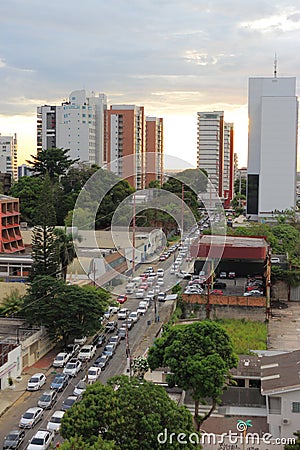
xmin=215 ymin=318 xmax=267 ymax=354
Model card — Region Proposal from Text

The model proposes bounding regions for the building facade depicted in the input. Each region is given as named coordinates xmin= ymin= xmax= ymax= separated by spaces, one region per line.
xmin=0 ymin=133 xmax=18 ymax=181
xmin=197 ymin=111 xmax=234 ymax=205
xmin=105 ymin=105 xmax=145 ymax=189
xmin=145 ymin=117 xmax=164 ymax=187
xmin=0 ymin=195 xmax=25 ymax=254
xmin=247 ymin=77 xmax=298 ymax=219
xmin=37 ymin=90 xmax=107 ymax=166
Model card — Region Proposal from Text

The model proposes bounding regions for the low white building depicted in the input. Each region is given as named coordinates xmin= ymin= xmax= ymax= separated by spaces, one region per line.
xmin=0 ymin=342 xmax=22 ymax=389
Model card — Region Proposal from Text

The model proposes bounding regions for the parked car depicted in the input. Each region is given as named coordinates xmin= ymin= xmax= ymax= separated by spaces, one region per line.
xmin=118 ymin=327 xmax=126 ymax=339
xmin=46 ymin=410 xmax=65 ymax=433
xmin=78 ymin=345 xmax=96 ymax=361
xmin=244 ymin=290 xmax=263 ymax=297
xmin=228 ymin=272 xmax=236 ymax=279
xmin=129 ymin=311 xmax=139 ymax=323
xmin=94 ymin=354 xmax=109 ymax=369
xmin=137 ymin=305 xmax=147 ymax=315
xmin=19 ymin=407 xmax=44 ymax=429
xmin=87 ymin=366 xmax=101 ymax=384
xmin=52 ymin=352 xmax=70 ymax=368
xmin=26 ymin=429 xmax=54 ymax=450
xmin=140 ymin=283 xmax=149 ymax=290
xmin=122 ymin=318 xmax=134 ymax=330
xmin=117 ymin=294 xmax=128 ymax=304
xmin=219 ymin=272 xmax=227 ymax=278
xmin=73 ymin=378 xmax=87 ymax=396
xmin=105 ymin=320 xmax=118 ymax=332
xmin=117 ymin=308 xmax=129 ymax=320
xmin=74 ymin=336 xmax=87 ymax=345
xmin=157 ymin=268 xmax=164 ymax=277
xmin=27 ymin=373 xmax=46 ymax=391
xmin=92 ymin=333 xmax=106 ymax=348
xmin=157 ymin=292 xmax=166 ymax=302
xmin=38 ymin=390 xmax=58 ymax=409
xmin=270 ymin=257 xmax=280 ymax=263
xmin=210 ymin=289 xmax=223 ymax=295
xmin=3 ymin=429 xmax=25 ymax=449
xmin=50 ymin=374 xmax=69 ymax=391
xmin=146 ymin=290 xmax=155 ymax=300
xmin=136 ymin=289 xmax=145 ymax=298
xmin=102 ymin=344 xmax=115 ymax=359
xmin=61 ymin=395 xmax=79 ymax=411
xmin=157 ymin=277 xmax=164 ymax=286
xmin=63 ymin=359 xmax=82 ymax=377
xmin=109 ymin=334 xmax=121 ymax=346
xmin=65 ymin=343 xmax=80 ymax=358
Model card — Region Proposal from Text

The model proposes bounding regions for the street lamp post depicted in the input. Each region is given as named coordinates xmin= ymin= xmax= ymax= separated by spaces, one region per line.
xmin=125 ymin=310 xmax=132 ymax=377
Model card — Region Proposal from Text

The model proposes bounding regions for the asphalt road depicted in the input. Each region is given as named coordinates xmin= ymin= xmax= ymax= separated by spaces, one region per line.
xmin=0 ymin=293 xmax=174 ymax=449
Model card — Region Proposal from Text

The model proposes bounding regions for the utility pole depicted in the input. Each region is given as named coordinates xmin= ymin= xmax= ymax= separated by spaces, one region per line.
xmin=181 ymin=183 xmax=184 ymax=243
xmin=125 ymin=310 xmax=132 ymax=377
xmin=132 ymin=193 xmax=136 ymax=275
xmin=266 ymin=246 xmax=271 ymax=321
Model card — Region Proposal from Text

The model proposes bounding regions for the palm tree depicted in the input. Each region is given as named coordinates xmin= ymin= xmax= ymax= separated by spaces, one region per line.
xmin=54 ymin=228 xmax=76 ymax=281
xmin=0 ymin=289 xmax=24 ymax=317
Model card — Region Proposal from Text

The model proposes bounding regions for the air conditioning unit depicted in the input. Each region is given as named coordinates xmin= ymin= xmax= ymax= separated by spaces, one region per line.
xmin=282 ymin=418 xmax=290 ymax=425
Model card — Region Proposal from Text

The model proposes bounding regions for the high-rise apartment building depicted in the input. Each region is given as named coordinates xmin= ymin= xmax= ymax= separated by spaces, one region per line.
xmin=145 ymin=117 xmax=164 ymax=187
xmin=37 ymin=90 xmax=107 ymax=166
xmin=105 ymin=105 xmax=145 ymax=189
xmin=197 ymin=111 xmax=234 ymax=204
xmin=0 ymin=133 xmax=18 ymax=181
xmin=247 ymin=76 xmax=298 ymax=219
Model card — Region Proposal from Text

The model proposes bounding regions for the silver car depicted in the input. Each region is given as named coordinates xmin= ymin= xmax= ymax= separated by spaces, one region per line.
xmin=38 ymin=390 xmax=58 ymax=409
xmin=19 ymin=407 xmax=43 ymax=428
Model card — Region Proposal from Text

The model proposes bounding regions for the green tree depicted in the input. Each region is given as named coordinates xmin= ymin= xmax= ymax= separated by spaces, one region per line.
xmin=58 ymin=435 xmax=117 ymax=449
xmin=9 ymin=176 xmax=44 ymax=225
xmin=0 ymin=289 xmax=24 ymax=317
xmin=22 ymin=277 xmax=109 ymax=344
xmin=234 ymin=177 xmax=246 ymax=196
xmin=54 ymin=228 xmax=76 ymax=281
xmin=147 ymin=321 xmax=238 ymax=430
xmin=26 ymin=148 xmax=79 ymax=182
xmin=31 ymin=173 xmax=59 ymax=279
xmin=61 ymin=376 xmax=197 ymax=450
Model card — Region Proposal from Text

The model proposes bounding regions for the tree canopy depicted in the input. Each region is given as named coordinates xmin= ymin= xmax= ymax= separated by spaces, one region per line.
xmin=22 ymin=277 xmax=109 ymax=344
xmin=61 ymin=376 xmax=197 ymax=450
xmin=147 ymin=321 xmax=238 ymax=430
xmin=26 ymin=147 xmax=79 ymax=182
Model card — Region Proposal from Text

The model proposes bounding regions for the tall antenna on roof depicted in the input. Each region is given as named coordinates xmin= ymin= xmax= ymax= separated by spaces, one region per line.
xmin=274 ymin=53 xmax=277 ymax=78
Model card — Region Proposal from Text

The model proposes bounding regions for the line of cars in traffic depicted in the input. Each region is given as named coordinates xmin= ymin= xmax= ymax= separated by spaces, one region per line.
xmin=3 ymin=307 xmax=146 ymax=450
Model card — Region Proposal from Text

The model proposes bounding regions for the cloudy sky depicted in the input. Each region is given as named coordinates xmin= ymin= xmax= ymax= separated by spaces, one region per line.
xmin=0 ymin=0 xmax=300 ymax=168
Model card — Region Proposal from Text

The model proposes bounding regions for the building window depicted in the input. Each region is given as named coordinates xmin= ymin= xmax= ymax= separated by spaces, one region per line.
xmin=292 ymin=402 xmax=300 ymax=413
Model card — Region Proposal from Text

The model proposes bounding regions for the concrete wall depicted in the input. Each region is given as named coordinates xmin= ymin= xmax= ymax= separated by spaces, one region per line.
xmin=22 ymin=328 xmax=55 ymax=370
xmin=0 ymin=345 xmax=22 ymax=389
xmin=183 ymin=303 xmax=266 ymax=321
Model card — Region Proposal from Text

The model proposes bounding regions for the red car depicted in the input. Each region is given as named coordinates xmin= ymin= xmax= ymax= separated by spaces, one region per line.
xmin=117 ymin=295 xmax=127 ymax=304
xmin=140 ymin=283 xmax=148 ymax=290
xmin=210 ymin=289 xmax=223 ymax=295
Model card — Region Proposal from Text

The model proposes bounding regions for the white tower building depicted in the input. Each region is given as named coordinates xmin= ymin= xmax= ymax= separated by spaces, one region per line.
xmin=0 ymin=133 xmax=18 ymax=180
xmin=247 ymin=76 xmax=298 ymax=219
xmin=37 ymin=90 xmax=107 ymax=166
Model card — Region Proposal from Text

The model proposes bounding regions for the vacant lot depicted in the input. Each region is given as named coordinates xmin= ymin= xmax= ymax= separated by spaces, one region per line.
xmin=215 ymin=318 xmax=267 ymax=354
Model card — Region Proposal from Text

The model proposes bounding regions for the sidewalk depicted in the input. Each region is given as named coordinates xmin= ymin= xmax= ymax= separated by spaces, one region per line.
xmin=0 ymin=347 xmax=58 ymax=418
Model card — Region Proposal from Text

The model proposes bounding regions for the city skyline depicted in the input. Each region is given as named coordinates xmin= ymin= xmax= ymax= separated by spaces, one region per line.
xmin=0 ymin=1 xmax=300 ymax=168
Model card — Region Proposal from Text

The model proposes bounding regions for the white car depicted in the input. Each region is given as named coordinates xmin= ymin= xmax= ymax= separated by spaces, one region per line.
xmin=63 ymin=359 xmax=82 ymax=377
xmin=19 ymin=407 xmax=44 ymax=429
xmin=157 ymin=269 xmax=164 ymax=277
xmin=26 ymin=429 xmax=54 ymax=450
xmin=135 ymin=289 xmax=145 ymax=299
xmin=87 ymin=366 xmax=101 ymax=384
xmin=52 ymin=352 xmax=70 ymax=368
xmin=74 ymin=336 xmax=87 ymax=345
xmin=157 ymin=277 xmax=164 ymax=286
xmin=157 ymin=292 xmax=166 ymax=302
xmin=73 ymin=378 xmax=87 ymax=396
xmin=129 ymin=311 xmax=139 ymax=323
xmin=137 ymin=305 xmax=147 ymax=315
xmin=78 ymin=345 xmax=96 ymax=361
xmin=117 ymin=308 xmax=129 ymax=320
xmin=146 ymin=290 xmax=155 ymax=300
xmin=46 ymin=410 xmax=65 ymax=433
xmin=27 ymin=373 xmax=46 ymax=391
